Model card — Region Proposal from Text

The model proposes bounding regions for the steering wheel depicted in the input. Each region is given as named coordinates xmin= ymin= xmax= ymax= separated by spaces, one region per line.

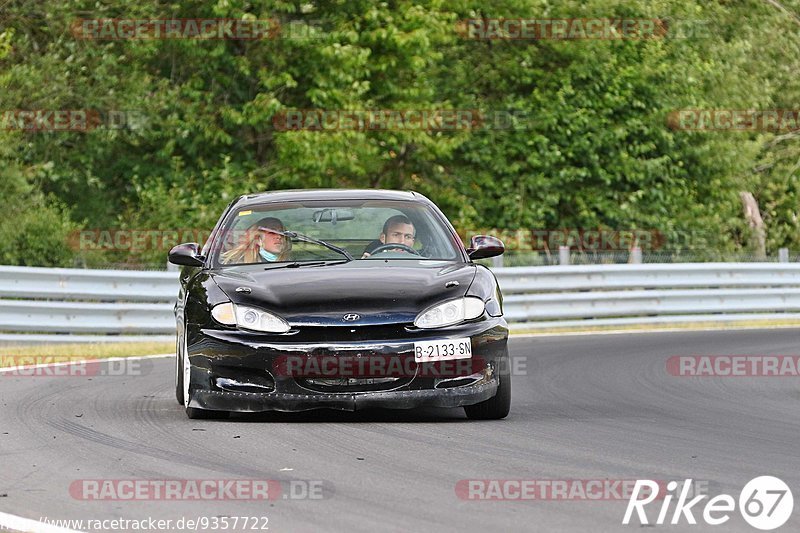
xmin=369 ymin=243 xmax=421 ymax=256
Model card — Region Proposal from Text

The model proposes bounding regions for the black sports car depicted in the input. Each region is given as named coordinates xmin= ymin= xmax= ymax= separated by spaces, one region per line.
xmin=169 ymin=189 xmax=510 ymax=419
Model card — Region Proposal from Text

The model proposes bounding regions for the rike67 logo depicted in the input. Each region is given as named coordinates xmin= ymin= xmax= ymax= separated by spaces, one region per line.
xmin=623 ymin=476 xmax=793 ymax=530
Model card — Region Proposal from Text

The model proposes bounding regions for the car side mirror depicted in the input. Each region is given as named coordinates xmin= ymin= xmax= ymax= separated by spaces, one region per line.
xmin=467 ymin=235 xmax=505 ymax=260
xmin=168 ymin=242 xmax=205 ymax=267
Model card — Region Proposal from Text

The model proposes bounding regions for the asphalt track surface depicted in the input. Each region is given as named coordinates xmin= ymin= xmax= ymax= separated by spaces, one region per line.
xmin=2 ymin=329 xmax=799 ymax=532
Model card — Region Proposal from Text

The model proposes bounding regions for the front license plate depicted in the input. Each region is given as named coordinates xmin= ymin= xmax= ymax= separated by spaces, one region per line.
xmin=414 ymin=338 xmax=472 ymax=362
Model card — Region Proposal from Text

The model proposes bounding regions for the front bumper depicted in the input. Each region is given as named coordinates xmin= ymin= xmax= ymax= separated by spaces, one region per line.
xmin=192 ymin=379 xmax=498 ymax=412
xmin=185 ymin=317 xmax=508 ymax=413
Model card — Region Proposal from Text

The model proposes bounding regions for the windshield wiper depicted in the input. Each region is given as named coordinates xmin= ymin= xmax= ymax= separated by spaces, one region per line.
xmin=283 ymin=231 xmax=354 ymax=261
xmin=264 ymin=259 xmax=349 ymax=270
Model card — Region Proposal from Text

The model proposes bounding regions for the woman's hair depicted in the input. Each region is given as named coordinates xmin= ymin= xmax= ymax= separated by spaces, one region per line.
xmin=220 ymin=216 xmax=292 ymax=264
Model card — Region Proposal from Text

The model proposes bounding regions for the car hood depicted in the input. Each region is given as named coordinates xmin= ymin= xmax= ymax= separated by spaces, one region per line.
xmin=209 ymin=261 xmax=477 ymax=326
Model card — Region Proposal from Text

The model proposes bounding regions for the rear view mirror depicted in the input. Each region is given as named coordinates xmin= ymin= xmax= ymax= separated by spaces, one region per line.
xmin=467 ymin=235 xmax=505 ymax=260
xmin=312 ymin=208 xmax=355 ymax=225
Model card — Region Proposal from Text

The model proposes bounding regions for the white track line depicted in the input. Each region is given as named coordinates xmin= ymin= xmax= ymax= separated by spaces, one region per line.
xmin=0 ymin=509 xmax=84 ymax=532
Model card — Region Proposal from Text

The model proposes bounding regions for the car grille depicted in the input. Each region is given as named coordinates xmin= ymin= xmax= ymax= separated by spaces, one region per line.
xmin=297 ymin=376 xmax=413 ymax=393
xmin=289 ymin=324 xmax=415 ymax=343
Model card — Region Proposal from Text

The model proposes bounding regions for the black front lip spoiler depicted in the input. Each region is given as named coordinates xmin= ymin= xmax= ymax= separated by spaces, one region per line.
xmin=189 ymin=377 xmax=499 ymax=413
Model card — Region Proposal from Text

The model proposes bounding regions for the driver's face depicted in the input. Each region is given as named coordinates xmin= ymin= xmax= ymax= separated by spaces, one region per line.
xmin=381 ymin=223 xmax=416 ymax=247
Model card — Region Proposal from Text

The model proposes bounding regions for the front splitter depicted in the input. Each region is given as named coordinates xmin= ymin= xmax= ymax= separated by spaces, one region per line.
xmin=189 ymin=378 xmax=498 ymax=413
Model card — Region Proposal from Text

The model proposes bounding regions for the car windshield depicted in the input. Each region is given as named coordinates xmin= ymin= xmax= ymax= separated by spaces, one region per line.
xmin=213 ymin=199 xmax=462 ymax=266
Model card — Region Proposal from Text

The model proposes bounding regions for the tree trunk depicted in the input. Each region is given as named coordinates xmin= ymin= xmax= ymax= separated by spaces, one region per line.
xmin=739 ymin=191 xmax=767 ymax=259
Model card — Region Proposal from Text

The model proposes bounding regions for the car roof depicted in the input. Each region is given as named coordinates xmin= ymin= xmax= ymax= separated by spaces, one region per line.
xmin=236 ymin=189 xmax=427 ymax=208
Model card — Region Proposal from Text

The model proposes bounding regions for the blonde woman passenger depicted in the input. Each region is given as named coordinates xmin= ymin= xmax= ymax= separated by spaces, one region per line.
xmin=220 ymin=217 xmax=292 ymax=264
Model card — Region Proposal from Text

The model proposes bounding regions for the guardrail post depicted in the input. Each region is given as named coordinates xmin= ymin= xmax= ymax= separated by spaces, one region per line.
xmin=630 ymin=246 xmax=642 ymax=264
xmin=779 ymin=248 xmax=789 ymax=263
xmin=558 ymin=245 xmax=570 ymax=265
xmin=492 ymin=255 xmax=504 ymax=268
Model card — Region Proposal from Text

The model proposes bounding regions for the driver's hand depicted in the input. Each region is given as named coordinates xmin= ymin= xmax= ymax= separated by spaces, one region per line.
xmin=361 ymin=252 xmax=371 ymax=259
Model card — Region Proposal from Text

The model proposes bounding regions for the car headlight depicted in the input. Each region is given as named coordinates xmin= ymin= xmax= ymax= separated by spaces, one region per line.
xmin=211 ymin=302 xmax=290 ymax=333
xmin=414 ymin=297 xmax=485 ymax=329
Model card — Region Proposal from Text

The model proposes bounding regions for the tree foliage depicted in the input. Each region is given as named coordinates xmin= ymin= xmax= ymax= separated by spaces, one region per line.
xmin=0 ymin=0 xmax=798 ymax=266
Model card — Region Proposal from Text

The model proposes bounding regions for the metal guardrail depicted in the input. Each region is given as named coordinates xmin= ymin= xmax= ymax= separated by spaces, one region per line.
xmin=495 ymin=263 xmax=800 ymax=330
xmin=0 ymin=265 xmax=176 ymax=301
xmin=0 ymin=266 xmax=177 ymax=344
xmin=1 ymin=263 xmax=800 ymax=343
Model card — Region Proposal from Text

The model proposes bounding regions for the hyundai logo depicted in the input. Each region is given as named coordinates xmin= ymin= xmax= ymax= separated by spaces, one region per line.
xmin=342 ymin=313 xmax=361 ymax=322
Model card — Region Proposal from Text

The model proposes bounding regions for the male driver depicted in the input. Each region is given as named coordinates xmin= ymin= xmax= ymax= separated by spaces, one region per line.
xmin=362 ymin=215 xmax=416 ymax=258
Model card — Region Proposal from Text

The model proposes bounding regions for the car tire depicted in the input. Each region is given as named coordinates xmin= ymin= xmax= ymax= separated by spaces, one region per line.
xmin=175 ymin=333 xmax=184 ymax=406
xmin=464 ymin=356 xmax=511 ymax=420
xmin=179 ymin=329 xmax=230 ymax=419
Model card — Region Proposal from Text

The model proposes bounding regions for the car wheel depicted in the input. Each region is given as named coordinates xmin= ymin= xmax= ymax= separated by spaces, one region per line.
xmin=175 ymin=332 xmax=184 ymax=406
xmin=181 ymin=331 xmax=229 ymax=420
xmin=464 ymin=355 xmax=511 ymax=420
